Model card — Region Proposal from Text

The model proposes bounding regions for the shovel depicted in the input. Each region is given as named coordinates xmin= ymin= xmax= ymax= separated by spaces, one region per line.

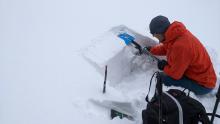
xmin=118 ymin=33 xmax=160 ymax=62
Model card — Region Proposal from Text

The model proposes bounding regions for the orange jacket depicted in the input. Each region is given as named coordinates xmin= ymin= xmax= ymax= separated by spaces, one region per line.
xmin=150 ymin=21 xmax=216 ymax=88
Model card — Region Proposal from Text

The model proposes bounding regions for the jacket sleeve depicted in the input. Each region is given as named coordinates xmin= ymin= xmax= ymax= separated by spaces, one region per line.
xmin=150 ymin=43 xmax=167 ymax=56
xmin=163 ymin=44 xmax=192 ymax=80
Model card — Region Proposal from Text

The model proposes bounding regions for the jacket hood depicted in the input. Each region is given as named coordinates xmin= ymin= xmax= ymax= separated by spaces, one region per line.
xmin=163 ymin=21 xmax=187 ymax=44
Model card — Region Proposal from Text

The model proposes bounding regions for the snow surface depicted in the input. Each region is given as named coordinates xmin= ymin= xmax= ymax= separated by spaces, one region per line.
xmin=0 ymin=0 xmax=220 ymax=124
xmin=83 ymin=25 xmax=220 ymax=124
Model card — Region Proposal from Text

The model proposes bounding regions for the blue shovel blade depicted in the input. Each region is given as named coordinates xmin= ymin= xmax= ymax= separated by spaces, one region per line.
xmin=118 ymin=33 xmax=135 ymax=45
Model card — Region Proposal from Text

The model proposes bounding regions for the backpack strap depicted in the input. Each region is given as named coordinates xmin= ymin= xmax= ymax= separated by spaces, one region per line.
xmin=145 ymin=72 xmax=158 ymax=102
xmin=210 ymin=84 xmax=220 ymax=123
xmin=182 ymin=88 xmax=191 ymax=96
xmin=164 ymin=92 xmax=184 ymax=124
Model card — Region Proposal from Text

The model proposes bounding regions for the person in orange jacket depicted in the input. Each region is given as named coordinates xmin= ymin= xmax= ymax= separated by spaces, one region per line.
xmin=146 ymin=15 xmax=217 ymax=95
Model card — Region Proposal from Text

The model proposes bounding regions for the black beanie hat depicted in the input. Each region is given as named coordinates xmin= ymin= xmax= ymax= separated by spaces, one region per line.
xmin=149 ymin=15 xmax=170 ymax=35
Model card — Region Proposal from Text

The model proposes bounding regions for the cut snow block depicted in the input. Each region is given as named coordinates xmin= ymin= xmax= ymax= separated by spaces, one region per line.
xmin=83 ymin=25 xmax=157 ymax=85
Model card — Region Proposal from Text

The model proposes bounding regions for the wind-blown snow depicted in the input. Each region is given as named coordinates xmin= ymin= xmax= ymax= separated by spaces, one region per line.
xmin=0 ymin=0 xmax=220 ymax=124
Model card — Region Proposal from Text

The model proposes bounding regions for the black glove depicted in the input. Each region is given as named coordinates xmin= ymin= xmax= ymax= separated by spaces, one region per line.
xmin=157 ymin=60 xmax=168 ymax=70
xmin=142 ymin=46 xmax=152 ymax=54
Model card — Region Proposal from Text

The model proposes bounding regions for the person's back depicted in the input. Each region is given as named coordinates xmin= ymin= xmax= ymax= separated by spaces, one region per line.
xmin=181 ymin=28 xmax=216 ymax=89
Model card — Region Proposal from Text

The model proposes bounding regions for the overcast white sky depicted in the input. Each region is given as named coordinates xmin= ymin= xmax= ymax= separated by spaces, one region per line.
xmin=0 ymin=0 xmax=220 ymax=124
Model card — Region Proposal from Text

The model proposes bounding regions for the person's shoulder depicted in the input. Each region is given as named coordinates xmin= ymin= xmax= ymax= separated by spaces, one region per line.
xmin=172 ymin=40 xmax=193 ymax=57
xmin=173 ymin=37 xmax=190 ymax=49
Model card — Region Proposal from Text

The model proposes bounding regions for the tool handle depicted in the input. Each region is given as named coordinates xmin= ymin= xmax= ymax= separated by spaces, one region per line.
xmin=103 ymin=65 xmax=107 ymax=93
xmin=131 ymin=40 xmax=160 ymax=62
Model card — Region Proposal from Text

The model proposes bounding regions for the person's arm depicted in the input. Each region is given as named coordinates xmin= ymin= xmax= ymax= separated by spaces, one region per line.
xmin=163 ymin=45 xmax=192 ymax=80
xmin=150 ymin=43 xmax=167 ymax=56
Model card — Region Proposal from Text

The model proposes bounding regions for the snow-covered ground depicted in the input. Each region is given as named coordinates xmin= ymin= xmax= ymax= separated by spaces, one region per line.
xmin=0 ymin=0 xmax=220 ymax=124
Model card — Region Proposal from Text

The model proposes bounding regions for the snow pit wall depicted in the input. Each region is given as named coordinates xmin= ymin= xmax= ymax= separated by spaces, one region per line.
xmin=82 ymin=25 xmax=157 ymax=85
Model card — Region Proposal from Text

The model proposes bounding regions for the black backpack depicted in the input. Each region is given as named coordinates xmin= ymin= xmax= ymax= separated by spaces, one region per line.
xmin=142 ymin=89 xmax=210 ymax=124
xmin=142 ymin=72 xmax=210 ymax=124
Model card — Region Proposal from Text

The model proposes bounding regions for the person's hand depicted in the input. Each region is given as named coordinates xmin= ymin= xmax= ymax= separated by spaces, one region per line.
xmin=157 ymin=60 xmax=168 ymax=70
xmin=133 ymin=46 xmax=151 ymax=56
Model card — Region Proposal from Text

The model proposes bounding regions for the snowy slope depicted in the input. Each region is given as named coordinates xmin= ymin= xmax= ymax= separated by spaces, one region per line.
xmin=0 ymin=0 xmax=220 ymax=124
xmin=81 ymin=25 xmax=220 ymax=124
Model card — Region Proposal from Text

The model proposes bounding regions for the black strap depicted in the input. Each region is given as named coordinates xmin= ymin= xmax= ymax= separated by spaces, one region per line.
xmin=207 ymin=113 xmax=220 ymax=118
xmin=182 ymin=88 xmax=187 ymax=92
xmin=210 ymin=84 xmax=220 ymax=123
xmin=187 ymin=90 xmax=191 ymax=97
xmin=145 ymin=71 xmax=159 ymax=102
xmin=182 ymin=88 xmax=191 ymax=97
